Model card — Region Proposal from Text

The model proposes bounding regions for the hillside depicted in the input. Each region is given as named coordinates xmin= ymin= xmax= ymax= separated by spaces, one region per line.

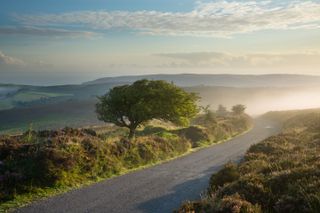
xmin=1 ymin=85 xmax=320 ymax=134
xmin=177 ymin=109 xmax=320 ymax=212
xmin=85 ymin=74 xmax=320 ymax=88
xmin=0 ymin=83 xmax=122 ymax=111
xmin=2 ymin=74 xmax=320 ymax=134
xmin=0 ymin=99 xmax=103 ymax=134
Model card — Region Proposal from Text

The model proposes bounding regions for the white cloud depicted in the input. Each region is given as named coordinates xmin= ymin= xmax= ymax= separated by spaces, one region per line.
xmin=155 ymin=51 xmax=320 ymax=67
xmin=0 ymin=51 xmax=24 ymax=66
xmin=0 ymin=26 xmax=96 ymax=38
xmin=14 ymin=1 xmax=320 ymax=37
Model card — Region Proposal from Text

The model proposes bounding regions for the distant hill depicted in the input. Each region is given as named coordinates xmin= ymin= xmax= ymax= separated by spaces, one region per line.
xmin=84 ymin=74 xmax=320 ymax=88
xmin=2 ymin=73 xmax=320 ymax=133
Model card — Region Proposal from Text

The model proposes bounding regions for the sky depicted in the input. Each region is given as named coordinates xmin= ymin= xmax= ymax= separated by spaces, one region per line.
xmin=0 ymin=0 xmax=320 ymax=85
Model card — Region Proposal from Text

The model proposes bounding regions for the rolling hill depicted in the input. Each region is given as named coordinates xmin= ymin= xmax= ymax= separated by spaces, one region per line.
xmin=1 ymin=74 xmax=320 ymax=134
xmin=84 ymin=74 xmax=320 ymax=88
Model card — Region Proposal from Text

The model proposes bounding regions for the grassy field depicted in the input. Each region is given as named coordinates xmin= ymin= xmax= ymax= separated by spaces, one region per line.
xmin=0 ymin=90 xmax=73 ymax=111
xmin=0 ymin=113 xmax=251 ymax=212
xmin=0 ymin=82 xmax=120 ymax=112
xmin=0 ymin=100 xmax=13 ymax=111
xmin=177 ymin=109 xmax=320 ymax=213
xmin=12 ymin=91 xmax=72 ymax=102
xmin=0 ymin=83 xmax=122 ymax=132
xmin=0 ymin=99 xmax=102 ymax=134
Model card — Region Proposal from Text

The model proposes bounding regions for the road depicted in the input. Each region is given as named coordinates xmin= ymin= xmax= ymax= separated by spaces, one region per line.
xmin=16 ymin=118 xmax=281 ymax=213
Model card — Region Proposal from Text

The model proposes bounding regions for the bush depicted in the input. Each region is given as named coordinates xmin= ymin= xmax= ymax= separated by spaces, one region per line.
xmin=209 ymin=163 xmax=240 ymax=193
xmin=189 ymin=114 xmax=252 ymax=146
xmin=217 ymin=175 xmax=271 ymax=208
xmin=175 ymin=200 xmax=212 ymax=213
xmin=176 ymin=194 xmax=261 ymax=213
xmin=0 ymin=128 xmax=191 ymax=203
xmin=215 ymin=194 xmax=262 ymax=213
xmin=178 ymin=126 xmax=210 ymax=147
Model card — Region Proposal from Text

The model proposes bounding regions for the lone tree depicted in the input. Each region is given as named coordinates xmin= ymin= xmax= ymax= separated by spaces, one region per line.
xmin=232 ymin=104 xmax=246 ymax=115
xmin=96 ymin=79 xmax=199 ymax=138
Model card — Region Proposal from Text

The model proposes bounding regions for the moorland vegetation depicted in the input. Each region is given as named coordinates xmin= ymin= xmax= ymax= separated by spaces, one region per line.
xmin=177 ymin=109 xmax=320 ymax=213
xmin=0 ymin=80 xmax=251 ymax=211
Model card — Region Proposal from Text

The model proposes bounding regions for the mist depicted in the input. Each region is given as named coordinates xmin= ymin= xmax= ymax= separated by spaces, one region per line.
xmin=190 ymin=86 xmax=320 ymax=115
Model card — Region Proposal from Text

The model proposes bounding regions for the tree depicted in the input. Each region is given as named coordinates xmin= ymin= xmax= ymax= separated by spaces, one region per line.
xmin=200 ymin=105 xmax=216 ymax=125
xmin=96 ymin=79 xmax=199 ymax=138
xmin=232 ymin=104 xmax=246 ymax=115
xmin=216 ymin=104 xmax=228 ymax=116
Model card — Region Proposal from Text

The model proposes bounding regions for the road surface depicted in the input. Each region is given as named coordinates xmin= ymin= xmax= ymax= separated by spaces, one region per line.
xmin=16 ymin=118 xmax=281 ymax=213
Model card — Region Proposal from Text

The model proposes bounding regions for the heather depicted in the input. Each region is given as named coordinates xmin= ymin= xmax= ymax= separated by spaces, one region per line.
xmin=0 ymin=113 xmax=251 ymax=211
xmin=177 ymin=109 xmax=320 ymax=213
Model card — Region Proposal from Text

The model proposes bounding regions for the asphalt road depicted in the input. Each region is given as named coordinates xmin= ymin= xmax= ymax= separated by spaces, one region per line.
xmin=16 ymin=118 xmax=281 ymax=213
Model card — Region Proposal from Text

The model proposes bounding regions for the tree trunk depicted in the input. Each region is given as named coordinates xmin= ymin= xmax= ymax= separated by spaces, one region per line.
xmin=128 ymin=128 xmax=135 ymax=139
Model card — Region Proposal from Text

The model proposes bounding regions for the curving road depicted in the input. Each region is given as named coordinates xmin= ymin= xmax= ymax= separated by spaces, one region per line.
xmin=16 ymin=118 xmax=281 ymax=213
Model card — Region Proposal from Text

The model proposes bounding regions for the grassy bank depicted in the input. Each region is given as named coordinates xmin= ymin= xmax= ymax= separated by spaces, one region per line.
xmin=0 ymin=114 xmax=251 ymax=212
xmin=177 ymin=109 xmax=320 ymax=213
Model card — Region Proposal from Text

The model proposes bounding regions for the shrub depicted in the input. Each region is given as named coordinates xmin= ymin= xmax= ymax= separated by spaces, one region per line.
xmin=176 ymin=194 xmax=261 ymax=213
xmin=215 ymin=194 xmax=262 ymax=213
xmin=178 ymin=126 xmax=210 ymax=147
xmin=175 ymin=200 xmax=212 ymax=213
xmin=0 ymin=127 xmax=192 ymax=203
xmin=209 ymin=163 xmax=240 ymax=193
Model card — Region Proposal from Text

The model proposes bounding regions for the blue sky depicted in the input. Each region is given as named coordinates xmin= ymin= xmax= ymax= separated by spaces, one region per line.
xmin=0 ymin=0 xmax=320 ymax=85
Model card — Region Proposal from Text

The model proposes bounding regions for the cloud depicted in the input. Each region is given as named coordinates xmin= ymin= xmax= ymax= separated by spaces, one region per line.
xmin=155 ymin=51 xmax=320 ymax=67
xmin=0 ymin=26 xmax=96 ymax=38
xmin=0 ymin=51 xmax=24 ymax=66
xmin=14 ymin=1 xmax=320 ymax=37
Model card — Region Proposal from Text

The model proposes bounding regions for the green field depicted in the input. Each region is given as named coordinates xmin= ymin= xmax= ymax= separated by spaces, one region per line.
xmin=0 ymin=99 xmax=101 ymax=135
xmin=0 ymin=114 xmax=96 ymax=135
xmin=0 ymin=100 xmax=13 ymax=111
xmin=0 ymin=90 xmax=73 ymax=111
xmin=12 ymin=91 xmax=72 ymax=102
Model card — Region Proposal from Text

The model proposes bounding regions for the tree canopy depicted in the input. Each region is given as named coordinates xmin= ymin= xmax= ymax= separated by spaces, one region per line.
xmin=232 ymin=104 xmax=246 ymax=115
xmin=96 ymin=79 xmax=199 ymax=138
